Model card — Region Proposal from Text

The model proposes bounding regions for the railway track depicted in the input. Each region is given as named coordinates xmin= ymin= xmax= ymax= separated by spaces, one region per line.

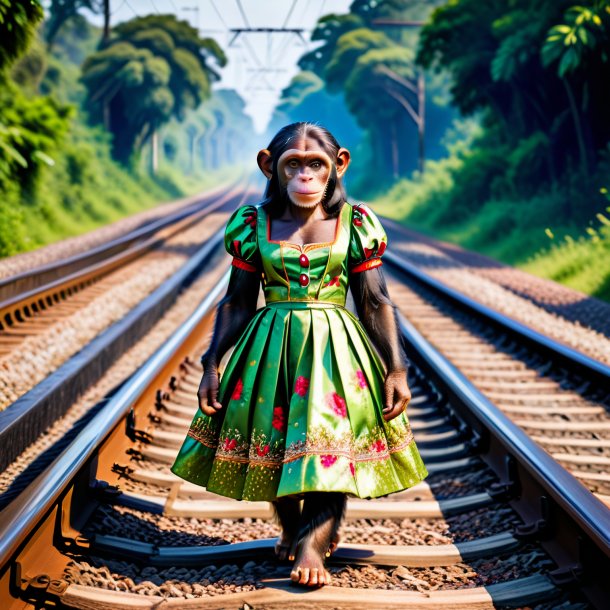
xmin=0 ymin=231 xmax=608 ymax=608
xmin=383 ymin=251 xmax=610 ymax=503
xmin=0 ymin=181 xmax=256 ymax=472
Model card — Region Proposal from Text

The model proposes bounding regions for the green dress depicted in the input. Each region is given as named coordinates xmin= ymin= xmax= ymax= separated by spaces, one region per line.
xmin=171 ymin=201 xmax=428 ymax=501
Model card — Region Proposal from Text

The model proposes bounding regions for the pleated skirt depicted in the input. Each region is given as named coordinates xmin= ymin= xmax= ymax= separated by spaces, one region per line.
xmin=171 ymin=301 xmax=428 ymax=501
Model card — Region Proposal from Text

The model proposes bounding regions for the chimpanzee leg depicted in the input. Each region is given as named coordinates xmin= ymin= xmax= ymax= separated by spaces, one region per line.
xmin=290 ymin=492 xmax=346 ymax=586
xmin=272 ymin=496 xmax=301 ymax=561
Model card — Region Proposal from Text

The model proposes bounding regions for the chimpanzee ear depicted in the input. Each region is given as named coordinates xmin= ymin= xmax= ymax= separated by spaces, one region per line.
xmin=257 ymin=149 xmax=273 ymax=179
xmin=335 ymin=148 xmax=351 ymax=177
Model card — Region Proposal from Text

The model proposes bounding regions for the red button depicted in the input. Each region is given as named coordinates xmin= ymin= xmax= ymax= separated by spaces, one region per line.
xmin=299 ymin=273 xmax=309 ymax=287
xmin=299 ymin=253 xmax=309 ymax=267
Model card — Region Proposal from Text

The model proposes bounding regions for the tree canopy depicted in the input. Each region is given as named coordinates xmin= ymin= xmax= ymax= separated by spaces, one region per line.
xmin=82 ymin=14 xmax=227 ymax=163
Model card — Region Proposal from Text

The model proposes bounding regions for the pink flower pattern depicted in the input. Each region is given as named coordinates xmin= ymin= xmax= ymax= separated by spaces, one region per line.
xmin=371 ymin=439 xmax=387 ymax=453
xmin=231 ymin=378 xmax=243 ymax=401
xmin=327 ymin=391 xmax=347 ymax=418
xmin=271 ymin=406 xmax=285 ymax=431
xmin=223 ymin=438 xmax=237 ymax=451
xmin=294 ymin=376 xmax=310 ymax=397
xmin=320 ymin=454 xmax=337 ymax=468
xmin=356 ymin=370 xmax=368 ymax=389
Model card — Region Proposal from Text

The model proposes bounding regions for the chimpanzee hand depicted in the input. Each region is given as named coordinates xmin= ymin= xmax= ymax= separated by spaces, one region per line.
xmin=382 ymin=369 xmax=411 ymax=421
xmin=197 ymin=363 xmax=223 ymax=416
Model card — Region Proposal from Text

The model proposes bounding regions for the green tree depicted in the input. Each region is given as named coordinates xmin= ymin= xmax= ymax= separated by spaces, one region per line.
xmin=298 ymin=13 xmax=364 ymax=74
xmin=542 ymin=2 xmax=610 ymax=174
xmin=81 ymin=15 xmax=227 ymax=163
xmin=0 ymin=0 xmax=44 ymax=73
xmin=45 ymin=0 xmax=98 ymax=49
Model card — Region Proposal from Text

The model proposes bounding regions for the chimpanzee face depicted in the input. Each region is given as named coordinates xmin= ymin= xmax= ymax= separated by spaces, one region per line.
xmin=257 ymin=135 xmax=350 ymax=209
xmin=277 ymin=140 xmax=333 ymax=208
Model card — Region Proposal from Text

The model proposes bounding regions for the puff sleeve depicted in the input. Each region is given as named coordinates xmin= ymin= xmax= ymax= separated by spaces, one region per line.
xmin=348 ymin=203 xmax=388 ymax=273
xmin=224 ymin=204 xmax=260 ymax=273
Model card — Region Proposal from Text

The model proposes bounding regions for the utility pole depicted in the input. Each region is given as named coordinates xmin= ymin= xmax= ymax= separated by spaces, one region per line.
xmin=372 ymin=19 xmax=426 ymax=174
xmin=102 ymin=0 xmax=110 ymax=42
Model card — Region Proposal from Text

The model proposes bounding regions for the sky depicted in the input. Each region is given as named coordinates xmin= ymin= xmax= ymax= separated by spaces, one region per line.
xmin=87 ymin=0 xmax=353 ymax=133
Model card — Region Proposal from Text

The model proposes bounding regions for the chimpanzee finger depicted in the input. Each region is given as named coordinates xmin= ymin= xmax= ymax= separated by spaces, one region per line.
xmin=383 ymin=381 xmax=394 ymax=414
xmin=207 ymin=385 xmax=222 ymax=411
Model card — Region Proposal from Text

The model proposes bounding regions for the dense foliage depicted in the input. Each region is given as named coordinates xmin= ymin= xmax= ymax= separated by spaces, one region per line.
xmin=370 ymin=0 xmax=610 ymax=301
xmin=82 ymin=15 xmax=227 ymax=163
xmin=274 ymin=0 xmax=456 ymax=195
xmin=416 ymin=0 xmax=610 ymax=219
xmin=0 ymin=7 xmax=252 ymax=257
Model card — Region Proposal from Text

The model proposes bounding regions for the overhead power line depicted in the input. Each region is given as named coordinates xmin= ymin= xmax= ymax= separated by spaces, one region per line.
xmin=209 ymin=0 xmax=229 ymax=28
xmin=281 ymin=0 xmax=298 ymax=28
xmin=235 ymin=0 xmax=251 ymax=28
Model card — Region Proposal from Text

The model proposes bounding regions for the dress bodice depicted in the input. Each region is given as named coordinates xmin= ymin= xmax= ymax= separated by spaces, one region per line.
xmin=224 ymin=201 xmax=388 ymax=306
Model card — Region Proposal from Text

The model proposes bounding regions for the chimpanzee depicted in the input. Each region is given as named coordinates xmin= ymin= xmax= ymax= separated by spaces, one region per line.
xmin=172 ymin=122 xmax=428 ymax=587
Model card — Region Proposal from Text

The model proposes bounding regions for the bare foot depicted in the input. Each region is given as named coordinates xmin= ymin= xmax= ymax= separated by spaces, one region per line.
xmin=289 ymin=492 xmax=345 ymax=587
xmin=290 ymin=543 xmax=331 ymax=587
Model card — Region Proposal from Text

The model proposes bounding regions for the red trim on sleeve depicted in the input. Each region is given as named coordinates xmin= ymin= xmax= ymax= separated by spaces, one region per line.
xmin=232 ymin=258 xmax=257 ymax=273
xmin=350 ymin=258 xmax=383 ymax=274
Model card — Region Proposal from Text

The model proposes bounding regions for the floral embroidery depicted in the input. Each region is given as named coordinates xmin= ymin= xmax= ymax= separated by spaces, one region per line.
xmin=377 ymin=241 xmax=386 ymax=256
xmin=356 ymin=370 xmax=368 ymax=389
xmin=232 ymin=239 xmax=242 ymax=257
xmin=371 ymin=439 xmax=387 ymax=453
xmin=223 ymin=438 xmax=237 ymax=451
xmin=272 ymin=406 xmax=286 ymax=431
xmin=363 ymin=246 xmax=375 ymax=259
xmin=187 ymin=416 xmax=220 ymax=449
xmin=215 ymin=429 xmax=248 ymax=462
xmin=282 ymin=423 xmax=416 ymax=467
xmin=327 ymin=391 xmax=347 ymax=418
xmin=320 ymin=455 xmax=337 ymax=468
xmin=256 ymin=444 xmax=270 ymax=457
xmin=243 ymin=210 xmax=257 ymax=229
xmin=349 ymin=462 xmax=355 ymax=476
xmin=247 ymin=430 xmax=284 ymax=467
xmin=231 ymin=378 xmax=243 ymax=401
xmin=325 ymin=275 xmax=341 ymax=287
xmin=352 ymin=204 xmax=369 ymax=227
xmin=294 ymin=376 xmax=309 ymax=397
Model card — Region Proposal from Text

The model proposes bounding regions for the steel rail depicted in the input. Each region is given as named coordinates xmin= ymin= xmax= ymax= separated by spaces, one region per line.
xmin=384 ymin=250 xmax=610 ymax=384
xmin=398 ymin=312 xmax=610 ymax=554
xmin=0 ymin=181 xmax=247 ymax=328
xmin=0 ymin=270 xmax=230 ymax=568
xmin=0 ymin=177 xmax=241 ymax=304
xmin=0 ymin=223 xmax=229 ymax=472
xmin=398 ymin=312 xmax=609 ymax=606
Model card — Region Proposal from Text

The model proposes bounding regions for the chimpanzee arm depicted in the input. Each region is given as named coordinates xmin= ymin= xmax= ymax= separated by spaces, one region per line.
xmin=198 ymin=266 xmax=260 ymax=414
xmin=350 ymin=266 xmax=411 ymax=420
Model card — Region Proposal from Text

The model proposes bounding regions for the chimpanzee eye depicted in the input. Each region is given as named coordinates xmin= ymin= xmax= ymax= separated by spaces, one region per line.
xmin=288 ymin=159 xmax=299 ymax=168
xmin=310 ymin=160 xmax=322 ymax=169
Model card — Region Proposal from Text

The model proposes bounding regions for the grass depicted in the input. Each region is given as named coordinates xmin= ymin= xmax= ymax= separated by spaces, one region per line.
xmin=372 ymin=155 xmax=610 ymax=303
xmin=0 ymin=120 xmax=235 ymax=257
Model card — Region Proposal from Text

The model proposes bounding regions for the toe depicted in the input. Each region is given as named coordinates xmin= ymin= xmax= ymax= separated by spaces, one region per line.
xmin=309 ymin=568 xmax=319 ymax=586
xmin=299 ymin=568 xmax=310 ymax=585
xmin=290 ymin=568 xmax=301 ymax=583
